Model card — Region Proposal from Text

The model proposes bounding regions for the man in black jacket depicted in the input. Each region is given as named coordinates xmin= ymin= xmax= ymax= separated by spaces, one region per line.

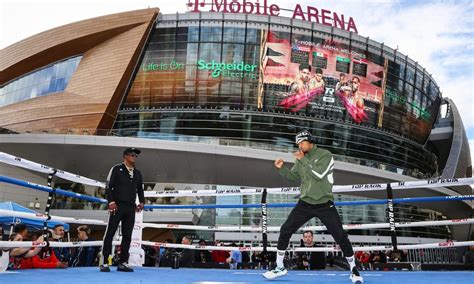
xmin=194 ymin=239 xmax=212 ymax=263
xmin=295 ymin=231 xmax=326 ymax=270
xmin=70 ymin=225 xmax=98 ymax=267
xmin=100 ymin=148 xmax=145 ymax=273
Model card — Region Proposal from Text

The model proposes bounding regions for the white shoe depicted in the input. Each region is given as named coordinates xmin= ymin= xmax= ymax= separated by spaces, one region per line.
xmin=350 ymin=267 xmax=364 ymax=283
xmin=262 ymin=267 xmax=288 ymax=279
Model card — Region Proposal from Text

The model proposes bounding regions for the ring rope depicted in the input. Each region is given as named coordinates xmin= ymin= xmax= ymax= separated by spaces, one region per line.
xmin=143 ymin=195 xmax=473 ymax=209
xmin=0 ymin=152 xmax=105 ymax=188
xmin=1 ymin=240 xmax=473 ymax=252
xmin=1 ymin=209 xmax=472 ymax=231
xmin=2 ymin=175 xmax=472 ymax=211
xmin=0 ymin=152 xmax=473 ymax=196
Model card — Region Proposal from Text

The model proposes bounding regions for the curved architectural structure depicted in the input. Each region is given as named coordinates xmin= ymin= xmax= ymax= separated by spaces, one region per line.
xmin=0 ymin=8 xmax=159 ymax=132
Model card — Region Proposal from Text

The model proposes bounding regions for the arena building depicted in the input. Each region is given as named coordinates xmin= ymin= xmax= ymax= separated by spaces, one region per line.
xmin=0 ymin=6 xmax=472 ymax=250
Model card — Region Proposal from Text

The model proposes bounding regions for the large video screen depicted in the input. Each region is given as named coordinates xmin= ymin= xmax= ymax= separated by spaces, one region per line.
xmin=260 ymin=31 xmax=385 ymax=125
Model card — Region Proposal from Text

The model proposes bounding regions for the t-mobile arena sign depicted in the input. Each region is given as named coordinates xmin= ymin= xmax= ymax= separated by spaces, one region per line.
xmin=187 ymin=0 xmax=358 ymax=33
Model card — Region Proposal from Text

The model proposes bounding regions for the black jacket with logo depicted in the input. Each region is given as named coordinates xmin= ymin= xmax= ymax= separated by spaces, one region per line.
xmin=106 ymin=164 xmax=145 ymax=206
xmin=296 ymin=242 xmax=326 ymax=270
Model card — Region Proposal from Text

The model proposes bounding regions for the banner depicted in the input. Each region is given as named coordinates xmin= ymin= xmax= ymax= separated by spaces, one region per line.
xmin=261 ymin=31 xmax=385 ymax=125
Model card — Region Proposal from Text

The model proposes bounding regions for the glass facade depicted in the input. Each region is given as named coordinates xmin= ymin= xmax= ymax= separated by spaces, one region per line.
xmin=0 ymin=56 xmax=82 ymax=107
xmin=114 ymin=110 xmax=437 ymax=176
xmin=113 ymin=14 xmax=442 ymax=177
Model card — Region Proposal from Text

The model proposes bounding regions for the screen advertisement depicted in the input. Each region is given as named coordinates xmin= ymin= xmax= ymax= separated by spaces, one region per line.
xmin=260 ymin=30 xmax=386 ymax=125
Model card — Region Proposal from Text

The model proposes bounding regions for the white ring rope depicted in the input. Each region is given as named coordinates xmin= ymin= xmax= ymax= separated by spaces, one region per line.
xmin=0 ymin=241 xmax=120 ymax=249
xmin=140 ymin=240 xmax=474 ymax=252
xmin=0 ymin=209 xmax=107 ymax=226
xmin=144 ymin=177 xmax=474 ymax=197
xmin=1 ymin=209 xmax=472 ymax=232
xmin=1 ymin=151 xmax=473 ymax=197
xmin=2 ymin=240 xmax=473 ymax=252
xmin=139 ymin=218 xmax=474 ymax=232
xmin=0 ymin=152 xmax=105 ymax=188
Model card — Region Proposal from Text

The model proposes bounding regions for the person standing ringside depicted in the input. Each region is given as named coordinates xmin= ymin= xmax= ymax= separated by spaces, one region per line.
xmin=100 ymin=148 xmax=145 ymax=273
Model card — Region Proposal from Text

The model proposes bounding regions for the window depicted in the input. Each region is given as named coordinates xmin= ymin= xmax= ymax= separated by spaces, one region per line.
xmin=0 ymin=56 xmax=82 ymax=107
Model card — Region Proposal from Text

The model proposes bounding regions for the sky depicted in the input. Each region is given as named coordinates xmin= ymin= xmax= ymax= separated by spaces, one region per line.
xmin=1 ymin=0 xmax=473 ymax=166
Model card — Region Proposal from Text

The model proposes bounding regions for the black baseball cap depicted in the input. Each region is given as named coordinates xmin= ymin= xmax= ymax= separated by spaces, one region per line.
xmin=123 ymin=147 xmax=141 ymax=156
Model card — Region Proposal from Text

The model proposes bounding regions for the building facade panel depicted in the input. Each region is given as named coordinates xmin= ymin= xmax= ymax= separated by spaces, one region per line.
xmin=0 ymin=8 xmax=159 ymax=133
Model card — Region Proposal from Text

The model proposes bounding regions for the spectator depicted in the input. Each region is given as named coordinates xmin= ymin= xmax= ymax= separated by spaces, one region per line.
xmin=294 ymin=231 xmax=326 ymax=270
xmin=14 ymin=224 xmax=29 ymax=240
xmin=194 ymin=239 xmax=212 ymax=263
xmin=260 ymin=250 xmax=276 ymax=269
xmin=177 ymin=236 xmax=194 ymax=268
xmin=211 ymin=240 xmax=229 ymax=263
xmin=388 ymin=249 xmax=403 ymax=262
xmin=70 ymin=183 xmax=86 ymax=209
xmin=7 ymin=233 xmax=44 ymax=270
xmin=464 ymin=245 xmax=474 ymax=264
xmin=143 ymin=245 xmax=157 ymax=267
xmin=358 ymin=252 xmax=371 ymax=264
xmin=52 ymin=225 xmax=71 ymax=263
xmin=94 ymin=187 xmax=107 ymax=210
xmin=53 ymin=195 xmax=68 ymax=209
xmin=401 ymin=250 xmax=408 ymax=262
xmin=30 ymin=230 xmax=44 ymax=242
xmin=355 ymin=251 xmax=364 ymax=262
xmin=157 ymin=239 xmax=175 ymax=267
xmin=70 ymin=225 xmax=98 ymax=267
xmin=251 ymin=251 xmax=263 ymax=263
xmin=239 ymin=243 xmax=250 ymax=263
xmin=226 ymin=243 xmax=242 ymax=269
xmin=20 ymin=245 xmax=67 ymax=269
xmin=370 ymin=251 xmax=386 ymax=264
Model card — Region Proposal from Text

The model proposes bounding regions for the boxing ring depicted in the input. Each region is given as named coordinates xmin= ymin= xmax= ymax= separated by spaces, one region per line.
xmin=0 ymin=152 xmax=473 ymax=283
xmin=2 ymin=267 xmax=473 ymax=284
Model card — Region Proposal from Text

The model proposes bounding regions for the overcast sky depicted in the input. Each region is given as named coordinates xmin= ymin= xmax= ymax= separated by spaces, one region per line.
xmin=2 ymin=0 xmax=473 ymax=165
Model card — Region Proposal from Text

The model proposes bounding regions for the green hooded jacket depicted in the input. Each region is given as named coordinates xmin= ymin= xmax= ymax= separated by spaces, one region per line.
xmin=279 ymin=145 xmax=334 ymax=205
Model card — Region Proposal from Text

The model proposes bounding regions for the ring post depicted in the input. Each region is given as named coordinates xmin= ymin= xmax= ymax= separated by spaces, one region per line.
xmin=129 ymin=196 xmax=145 ymax=266
xmin=386 ymin=183 xmax=398 ymax=250
xmin=43 ymin=169 xmax=57 ymax=238
xmin=261 ymin=188 xmax=268 ymax=253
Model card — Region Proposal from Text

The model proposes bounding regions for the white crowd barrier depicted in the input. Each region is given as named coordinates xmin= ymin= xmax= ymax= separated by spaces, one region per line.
xmin=0 ymin=152 xmax=105 ymax=188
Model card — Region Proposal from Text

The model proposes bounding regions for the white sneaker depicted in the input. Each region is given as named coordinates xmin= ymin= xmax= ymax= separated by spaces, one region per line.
xmin=263 ymin=267 xmax=288 ymax=280
xmin=350 ymin=267 xmax=364 ymax=283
